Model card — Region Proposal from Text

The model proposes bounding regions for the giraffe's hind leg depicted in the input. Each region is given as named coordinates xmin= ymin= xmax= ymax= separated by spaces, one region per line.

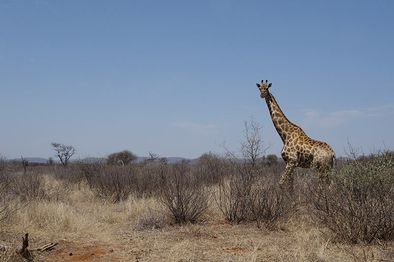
xmin=318 ymin=166 xmax=336 ymax=191
xmin=279 ymin=165 xmax=295 ymax=195
xmin=314 ymin=156 xmax=335 ymax=189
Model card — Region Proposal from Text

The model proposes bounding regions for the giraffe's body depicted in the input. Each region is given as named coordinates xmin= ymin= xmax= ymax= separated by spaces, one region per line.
xmin=256 ymin=80 xmax=335 ymax=191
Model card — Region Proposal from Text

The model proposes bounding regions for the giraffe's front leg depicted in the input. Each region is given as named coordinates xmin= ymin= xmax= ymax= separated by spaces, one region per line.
xmin=279 ymin=165 xmax=294 ymax=195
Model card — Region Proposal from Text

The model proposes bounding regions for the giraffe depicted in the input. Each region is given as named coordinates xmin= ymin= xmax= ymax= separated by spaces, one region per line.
xmin=256 ymin=79 xmax=336 ymax=193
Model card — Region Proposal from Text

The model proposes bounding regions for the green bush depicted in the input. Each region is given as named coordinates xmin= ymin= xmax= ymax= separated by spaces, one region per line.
xmin=309 ymin=150 xmax=394 ymax=243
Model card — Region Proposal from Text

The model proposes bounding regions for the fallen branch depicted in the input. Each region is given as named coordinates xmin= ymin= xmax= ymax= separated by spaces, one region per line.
xmin=33 ymin=243 xmax=58 ymax=252
xmin=2 ymin=233 xmax=58 ymax=261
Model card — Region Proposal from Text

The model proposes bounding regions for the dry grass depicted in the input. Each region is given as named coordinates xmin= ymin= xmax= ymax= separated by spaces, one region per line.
xmin=1 ymin=169 xmax=394 ymax=262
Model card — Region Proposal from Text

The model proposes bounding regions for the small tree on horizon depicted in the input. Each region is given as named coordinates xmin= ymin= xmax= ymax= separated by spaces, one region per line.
xmin=20 ymin=156 xmax=29 ymax=174
xmin=51 ymin=142 xmax=76 ymax=167
xmin=47 ymin=157 xmax=54 ymax=165
xmin=106 ymin=150 xmax=137 ymax=165
xmin=262 ymin=154 xmax=278 ymax=167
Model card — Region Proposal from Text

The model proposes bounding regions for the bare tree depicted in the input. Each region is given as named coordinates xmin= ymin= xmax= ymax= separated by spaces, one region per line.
xmin=20 ymin=156 xmax=29 ymax=174
xmin=216 ymin=118 xmax=272 ymax=223
xmin=240 ymin=118 xmax=271 ymax=166
xmin=47 ymin=157 xmax=54 ymax=165
xmin=51 ymin=142 xmax=76 ymax=167
xmin=215 ymin=118 xmax=293 ymax=228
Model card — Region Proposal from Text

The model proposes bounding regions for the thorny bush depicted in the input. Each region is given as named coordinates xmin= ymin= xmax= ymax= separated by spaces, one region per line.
xmin=308 ymin=150 xmax=394 ymax=243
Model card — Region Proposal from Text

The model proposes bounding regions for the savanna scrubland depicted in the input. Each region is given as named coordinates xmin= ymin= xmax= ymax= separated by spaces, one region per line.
xmin=1 ymin=123 xmax=394 ymax=261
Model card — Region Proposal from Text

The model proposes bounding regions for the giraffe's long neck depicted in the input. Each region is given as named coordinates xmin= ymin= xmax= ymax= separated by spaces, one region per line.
xmin=265 ymin=92 xmax=299 ymax=143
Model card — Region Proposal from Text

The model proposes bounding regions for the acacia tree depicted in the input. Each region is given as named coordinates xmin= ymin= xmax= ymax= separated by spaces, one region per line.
xmin=106 ymin=150 xmax=137 ymax=165
xmin=51 ymin=142 xmax=76 ymax=167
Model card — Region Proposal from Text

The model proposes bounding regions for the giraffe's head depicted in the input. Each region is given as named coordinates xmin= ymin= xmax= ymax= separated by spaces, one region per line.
xmin=256 ymin=80 xmax=272 ymax=98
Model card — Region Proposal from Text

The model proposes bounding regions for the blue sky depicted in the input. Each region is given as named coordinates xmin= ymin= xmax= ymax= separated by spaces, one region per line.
xmin=1 ymin=0 xmax=394 ymax=160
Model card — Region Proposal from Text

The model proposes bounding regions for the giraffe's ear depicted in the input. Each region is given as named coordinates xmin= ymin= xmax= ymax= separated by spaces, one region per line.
xmin=256 ymin=83 xmax=260 ymax=88
xmin=268 ymin=83 xmax=272 ymax=88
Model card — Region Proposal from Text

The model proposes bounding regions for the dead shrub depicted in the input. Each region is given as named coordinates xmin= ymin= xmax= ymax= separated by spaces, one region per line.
xmin=250 ymin=175 xmax=292 ymax=229
xmin=0 ymin=160 xmax=28 ymax=222
xmin=133 ymin=207 xmax=165 ymax=231
xmin=77 ymin=160 xmax=162 ymax=199
xmin=136 ymin=159 xmax=166 ymax=197
xmin=52 ymin=164 xmax=83 ymax=186
xmin=9 ymin=171 xmax=44 ymax=202
xmin=194 ymin=152 xmax=226 ymax=186
xmin=215 ymin=119 xmax=267 ymax=223
xmin=88 ymin=165 xmax=135 ymax=203
xmin=216 ymin=165 xmax=292 ymax=228
xmin=214 ymin=119 xmax=293 ymax=227
xmin=215 ymin=166 xmax=256 ymax=224
xmin=0 ymin=179 xmax=17 ymax=223
xmin=158 ymin=161 xmax=210 ymax=224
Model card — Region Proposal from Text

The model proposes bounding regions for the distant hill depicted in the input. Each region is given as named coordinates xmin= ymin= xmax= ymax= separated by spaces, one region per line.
xmin=77 ymin=157 xmax=195 ymax=164
xmin=136 ymin=157 xmax=195 ymax=164
xmin=8 ymin=157 xmax=48 ymax=164
xmin=7 ymin=156 xmax=281 ymax=165
xmin=8 ymin=156 xmax=196 ymax=164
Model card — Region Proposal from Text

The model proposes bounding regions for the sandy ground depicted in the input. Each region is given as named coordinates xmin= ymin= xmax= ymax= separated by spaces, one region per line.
xmin=3 ymin=213 xmax=394 ymax=262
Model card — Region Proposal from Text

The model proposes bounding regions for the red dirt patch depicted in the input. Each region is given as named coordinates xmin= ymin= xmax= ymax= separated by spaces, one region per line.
xmin=213 ymin=221 xmax=232 ymax=228
xmin=41 ymin=240 xmax=116 ymax=262
xmin=223 ymin=243 xmax=248 ymax=252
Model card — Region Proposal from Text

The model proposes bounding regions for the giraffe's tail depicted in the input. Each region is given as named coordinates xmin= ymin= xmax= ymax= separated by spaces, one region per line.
xmin=331 ymin=153 xmax=336 ymax=169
